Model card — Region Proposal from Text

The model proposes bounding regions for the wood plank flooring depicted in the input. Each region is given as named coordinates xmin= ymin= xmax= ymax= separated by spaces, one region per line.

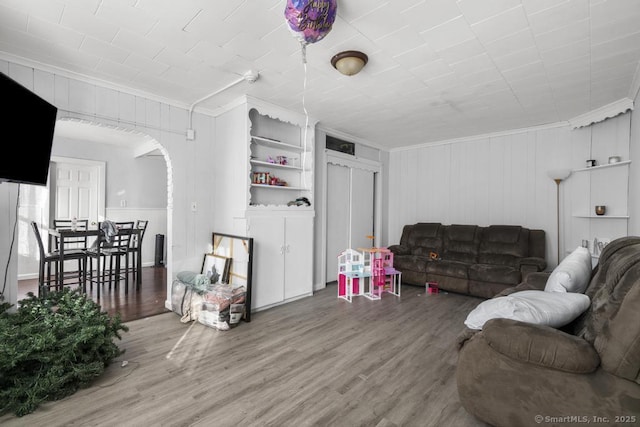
xmin=17 ymin=266 xmax=170 ymax=322
xmin=1 ymin=283 xmax=490 ymax=427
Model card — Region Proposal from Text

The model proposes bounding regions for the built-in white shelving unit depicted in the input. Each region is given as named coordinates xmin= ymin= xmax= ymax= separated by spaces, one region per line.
xmin=214 ymin=96 xmax=316 ymax=313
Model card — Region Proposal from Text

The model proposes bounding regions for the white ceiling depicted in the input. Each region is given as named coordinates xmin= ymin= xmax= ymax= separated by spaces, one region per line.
xmin=1 ymin=0 xmax=640 ymax=150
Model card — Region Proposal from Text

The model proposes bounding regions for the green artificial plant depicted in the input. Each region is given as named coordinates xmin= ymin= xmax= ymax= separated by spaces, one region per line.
xmin=0 ymin=288 xmax=129 ymax=416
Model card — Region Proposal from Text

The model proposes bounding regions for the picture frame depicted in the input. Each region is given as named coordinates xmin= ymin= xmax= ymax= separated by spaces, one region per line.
xmin=201 ymin=253 xmax=231 ymax=284
xmin=211 ymin=232 xmax=254 ymax=322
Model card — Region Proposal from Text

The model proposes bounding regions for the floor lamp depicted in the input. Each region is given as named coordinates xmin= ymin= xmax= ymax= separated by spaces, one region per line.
xmin=547 ymin=169 xmax=571 ymax=265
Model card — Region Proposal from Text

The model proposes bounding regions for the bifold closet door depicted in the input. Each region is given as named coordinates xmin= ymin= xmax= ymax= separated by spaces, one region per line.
xmin=326 ymin=163 xmax=375 ymax=283
xmin=326 ymin=163 xmax=350 ymax=282
xmin=350 ymin=167 xmax=375 ymax=251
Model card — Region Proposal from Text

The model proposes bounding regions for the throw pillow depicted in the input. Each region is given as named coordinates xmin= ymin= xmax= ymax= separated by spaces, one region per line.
xmin=544 ymin=246 xmax=592 ymax=293
xmin=464 ymin=290 xmax=590 ymax=330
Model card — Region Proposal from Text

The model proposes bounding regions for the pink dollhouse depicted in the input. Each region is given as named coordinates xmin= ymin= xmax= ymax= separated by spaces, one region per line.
xmin=337 ymin=247 xmax=401 ymax=302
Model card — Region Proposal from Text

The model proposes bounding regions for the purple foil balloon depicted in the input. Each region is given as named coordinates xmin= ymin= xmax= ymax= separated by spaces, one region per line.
xmin=285 ymin=0 xmax=337 ymax=45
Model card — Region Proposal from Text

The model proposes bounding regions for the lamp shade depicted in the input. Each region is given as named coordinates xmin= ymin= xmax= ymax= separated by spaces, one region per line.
xmin=331 ymin=51 xmax=368 ymax=76
xmin=547 ymin=169 xmax=571 ymax=181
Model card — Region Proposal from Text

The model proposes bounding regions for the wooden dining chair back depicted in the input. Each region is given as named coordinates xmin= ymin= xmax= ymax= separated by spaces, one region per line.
xmin=53 ymin=218 xmax=90 ymax=252
xmin=87 ymin=221 xmax=135 ymax=294
xmin=30 ymin=221 xmax=87 ymax=297
xmin=126 ymin=220 xmax=148 ymax=282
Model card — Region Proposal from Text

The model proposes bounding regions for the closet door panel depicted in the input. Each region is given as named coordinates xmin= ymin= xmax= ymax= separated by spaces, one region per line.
xmin=350 ymin=168 xmax=375 ymax=250
xmin=326 ymin=163 xmax=350 ymax=281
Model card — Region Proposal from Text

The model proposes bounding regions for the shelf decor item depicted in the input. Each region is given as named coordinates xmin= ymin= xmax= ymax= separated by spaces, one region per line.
xmin=586 ymin=159 xmax=596 ymax=167
xmin=595 ymin=205 xmax=606 ymax=216
xmin=608 ymin=156 xmax=621 ymax=164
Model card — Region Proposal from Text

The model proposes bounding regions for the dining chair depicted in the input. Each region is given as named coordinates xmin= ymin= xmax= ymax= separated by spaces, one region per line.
xmin=86 ymin=221 xmax=134 ymax=294
xmin=126 ymin=220 xmax=148 ymax=283
xmin=30 ymin=221 xmax=87 ymax=297
xmin=52 ymin=218 xmax=90 ymax=252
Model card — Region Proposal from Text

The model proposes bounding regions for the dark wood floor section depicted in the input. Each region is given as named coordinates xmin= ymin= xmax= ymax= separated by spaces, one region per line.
xmin=2 ymin=283 xmax=489 ymax=427
xmin=17 ymin=266 xmax=170 ymax=322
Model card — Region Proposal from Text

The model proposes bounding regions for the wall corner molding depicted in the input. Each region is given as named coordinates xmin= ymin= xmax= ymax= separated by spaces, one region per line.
xmin=568 ymin=98 xmax=634 ymax=129
xmin=629 ymin=61 xmax=640 ymax=102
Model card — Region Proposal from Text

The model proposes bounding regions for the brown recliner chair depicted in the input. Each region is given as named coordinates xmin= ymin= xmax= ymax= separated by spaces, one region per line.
xmin=456 ymin=236 xmax=640 ymax=426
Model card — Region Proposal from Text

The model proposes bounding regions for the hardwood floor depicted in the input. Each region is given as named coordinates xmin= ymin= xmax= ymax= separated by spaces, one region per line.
xmin=1 ymin=283 xmax=489 ymax=427
xmin=17 ymin=266 xmax=170 ymax=322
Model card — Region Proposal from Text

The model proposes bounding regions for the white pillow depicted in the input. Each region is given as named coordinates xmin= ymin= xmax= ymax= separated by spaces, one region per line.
xmin=544 ymin=246 xmax=592 ymax=293
xmin=464 ymin=290 xmax=590 ymax=330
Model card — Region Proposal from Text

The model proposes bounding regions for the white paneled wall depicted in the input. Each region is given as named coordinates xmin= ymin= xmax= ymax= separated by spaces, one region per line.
xmin=0 ymin=59 xmax=216 ymax=307
xmin=388 ymin=113 xmax=634 ymax=269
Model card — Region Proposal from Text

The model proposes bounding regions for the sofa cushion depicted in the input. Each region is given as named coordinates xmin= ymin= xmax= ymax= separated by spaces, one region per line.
xmin=412 ymin=247 xmax=434 ymax=257
xmin=478 ymin=225 xmax=528 ymax=267
xmin=426 ymin=260 xmax=469 ymax=278
xmin=394 ymin=255 xmax=430 ymax=273
xmin=406 ymin=222 xmax=442 ymax=249
xmin=468 ymin=264 xmax=521 ymax=285
xmin=442 ymin=224 xmax=479 ymax=263
xmin=464 ymin=290 xmax=591 ymax=330
xmin=544 ymin=246 xmax=592 ymax=293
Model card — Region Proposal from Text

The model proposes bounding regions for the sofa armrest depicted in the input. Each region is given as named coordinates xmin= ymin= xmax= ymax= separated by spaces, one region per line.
xmin=518 ymin=256 xmax=546 ymax=273
xmin=388 ymin=244 xmax=411 ymax=256
xmin=481 ymin=318 xmax=600 ymax=374
xmin=523 ymin=271 xmax=550 ymax=289
xmin=493 ymin=272 xmax=550 ymax=297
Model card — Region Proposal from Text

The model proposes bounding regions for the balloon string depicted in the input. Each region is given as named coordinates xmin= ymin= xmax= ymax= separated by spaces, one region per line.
xmin=302 ymin=53 xmax=309 ymax=191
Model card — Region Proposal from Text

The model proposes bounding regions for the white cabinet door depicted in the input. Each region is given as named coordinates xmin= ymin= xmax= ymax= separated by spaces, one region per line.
xmin=284 ymin=216 xmax=313 ymax=300
xmin=249 ymin=214 xmax=314 ymax=310
xmin=249 ymin=216 xmax=285 ymax=310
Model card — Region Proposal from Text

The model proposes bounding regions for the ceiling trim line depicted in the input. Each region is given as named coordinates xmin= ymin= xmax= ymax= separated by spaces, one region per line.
xmin=389 ymin=121 xmax=569 ymax=152
xmin=628 ymin=62 xmax=640 ymax=103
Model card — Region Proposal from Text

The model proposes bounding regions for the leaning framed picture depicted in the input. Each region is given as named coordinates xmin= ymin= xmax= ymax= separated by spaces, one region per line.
xmin=201 ymin=253 xmax=231 ymax=284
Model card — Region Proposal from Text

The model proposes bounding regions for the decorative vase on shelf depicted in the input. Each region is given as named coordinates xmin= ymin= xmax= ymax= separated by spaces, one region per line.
xmin=595 ymin=205 xmax=606 ymax=216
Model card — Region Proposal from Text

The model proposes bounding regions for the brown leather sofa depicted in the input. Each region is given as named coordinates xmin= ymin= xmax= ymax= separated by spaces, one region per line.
xmin=456 ymin=236 xmax=640 ymax=426
xmin=388 ymin=223 xmax=546 ymax=298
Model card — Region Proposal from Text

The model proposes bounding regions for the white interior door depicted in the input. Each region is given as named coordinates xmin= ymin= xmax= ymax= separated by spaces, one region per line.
xmin=52 ymin=161 xmax=100 ymax=227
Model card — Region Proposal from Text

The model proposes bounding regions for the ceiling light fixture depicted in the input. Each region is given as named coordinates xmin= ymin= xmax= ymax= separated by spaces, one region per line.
xmin=331 ymin=50 xmax=368 ymax=76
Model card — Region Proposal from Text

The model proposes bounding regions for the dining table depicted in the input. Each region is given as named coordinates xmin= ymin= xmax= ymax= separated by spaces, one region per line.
xmin=48 ymin=227 xmax=141 ymax=299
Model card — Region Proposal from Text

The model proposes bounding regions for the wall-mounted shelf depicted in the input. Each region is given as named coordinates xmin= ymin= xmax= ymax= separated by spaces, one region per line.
xmin=250 ymin=184 xmax=308 ymax=191
xmin=248 ymin=107 xmax=314 ymax=208
xmin=572 ymin=160 xmax=631 ymax=173
xmin=251 ymin=136 xmax=308 ymax=153
xmin=573 ymin=215 xmax=629 ymax=219
xmin=250 ymin=159 xmax=304 ymax=171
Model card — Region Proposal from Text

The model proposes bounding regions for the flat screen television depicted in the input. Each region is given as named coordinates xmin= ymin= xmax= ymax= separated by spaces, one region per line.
xmin=0 ymin=72 xmax=57 ymax=186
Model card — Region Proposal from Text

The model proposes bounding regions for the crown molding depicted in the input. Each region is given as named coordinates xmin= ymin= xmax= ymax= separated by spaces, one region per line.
xmin=568 ymin=98 xmax=634 ymax=129
xmin=390 ymin=121 xmax=569 ymax=152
